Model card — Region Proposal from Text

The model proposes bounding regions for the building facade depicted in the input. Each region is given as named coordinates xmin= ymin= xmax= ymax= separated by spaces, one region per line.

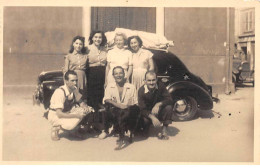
xmin=234 ymin=7 xmax=255 ymax=71
xmin=4 ymin=7 xmax=235 ymax=94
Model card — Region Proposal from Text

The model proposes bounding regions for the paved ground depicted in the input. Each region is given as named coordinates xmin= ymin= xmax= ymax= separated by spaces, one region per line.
xmin=2 ymin=85 xmax=255 ymax=163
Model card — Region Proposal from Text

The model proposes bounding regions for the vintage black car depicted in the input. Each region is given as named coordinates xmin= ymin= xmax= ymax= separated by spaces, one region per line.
xmin=33 ymin=49 xmax=214 ymax=121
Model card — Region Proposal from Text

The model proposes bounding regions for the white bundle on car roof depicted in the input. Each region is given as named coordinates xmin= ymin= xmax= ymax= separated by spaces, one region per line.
xmin=105 ymin=28 xmax=174 ymax=51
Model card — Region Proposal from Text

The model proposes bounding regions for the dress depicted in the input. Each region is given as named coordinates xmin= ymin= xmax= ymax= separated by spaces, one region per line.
xmin=132 ymin=48 xmax=153 ymax=91
xmin=86 ymin=44 xmax=107 ymax=108
xmin=106 ymin=47 xmax=132 ymax=84
xmin=64 ymin=52 xmax=88 ymax=100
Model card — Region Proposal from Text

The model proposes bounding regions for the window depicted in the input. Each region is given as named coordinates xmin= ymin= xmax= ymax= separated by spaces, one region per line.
xmin=242 ymin=9 xmax=254 ymax=33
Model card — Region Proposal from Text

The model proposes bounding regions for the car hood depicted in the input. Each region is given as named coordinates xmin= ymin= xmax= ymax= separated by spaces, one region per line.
xmin=38 ymin=70 xmax=64 ymax=83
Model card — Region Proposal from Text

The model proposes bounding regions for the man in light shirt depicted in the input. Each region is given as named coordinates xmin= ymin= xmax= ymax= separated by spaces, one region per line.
xmin=99 ymin=66 xmax=139 ymax=149
xmin=48 ymin=70 xmax=93 ymax=141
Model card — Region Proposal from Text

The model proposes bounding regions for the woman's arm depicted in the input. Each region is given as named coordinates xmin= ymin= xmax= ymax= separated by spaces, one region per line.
xmin=148 ymin=57 xmax=154 ymax=71
xmin=127 ymin=51 xmax=133 ymax=82
xmin=105 ymin=62 xmax=110 ymax=87
xmin=126 ymin=65 xmax=133 ymax=82
xmin=63 ymin=56 xmax=70 ymax=73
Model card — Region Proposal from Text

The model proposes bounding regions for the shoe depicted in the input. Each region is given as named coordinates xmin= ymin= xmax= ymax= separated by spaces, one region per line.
xmin=125 ymin=130 xmax=131 ymax=137
xmin=158 ymin=127 xmax=169 ymax=140
xmin=115 ymin=139 xmax=126 ymax=150
xmin=157 ymin=132 xmax=169 ymax=140
xmin=98 ymin=131 xmax=108 ymax=139
xmin=51 ymin=126 xmax=60 ymax=141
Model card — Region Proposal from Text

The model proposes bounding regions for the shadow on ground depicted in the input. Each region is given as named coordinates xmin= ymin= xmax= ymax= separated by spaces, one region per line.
xmin=197 ymin=109 xmax=215 ymax=119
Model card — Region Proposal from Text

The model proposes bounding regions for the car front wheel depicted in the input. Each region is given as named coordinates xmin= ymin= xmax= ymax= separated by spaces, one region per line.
xmin=171 ymin=96 xmax=198 ymax=121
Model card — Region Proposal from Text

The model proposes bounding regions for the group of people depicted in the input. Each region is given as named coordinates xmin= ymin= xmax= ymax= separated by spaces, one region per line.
xmin=48 ymin=31 xmax=174 ymax=146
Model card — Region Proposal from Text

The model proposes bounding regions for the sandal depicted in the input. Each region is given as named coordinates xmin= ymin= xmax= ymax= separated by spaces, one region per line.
xmin=158 ymin=132 xmax=169 ymax=140
xmin=115 ymin=139 xmax=126 ymax=150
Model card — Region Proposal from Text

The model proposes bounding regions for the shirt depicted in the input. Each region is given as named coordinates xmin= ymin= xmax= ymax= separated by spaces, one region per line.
xmin=87 ymin=44 xmax=107 ymax=67
xmin=64 ymin=51 xmax=88 ymax=71
xmin=138 ymin=82 xmax=173 ymax=117
xmin=49 ymin=85 xmax=74 ymax=110
xmin=103 ymin=82 xmax=138 ymax=106
xmin=132 ymin=48 xmax=153 ymax=70
xmin=107 ymin=47 xmax=133 ymax=71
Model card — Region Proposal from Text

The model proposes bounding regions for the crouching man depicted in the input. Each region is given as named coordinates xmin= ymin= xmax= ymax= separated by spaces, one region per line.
xmin=99 ymin=66 xmax=139 ymax=149
xmin=48 ymin=70 xmax=93 ymax=141
xmin=138 ymin=70 xmax=173 ymax=140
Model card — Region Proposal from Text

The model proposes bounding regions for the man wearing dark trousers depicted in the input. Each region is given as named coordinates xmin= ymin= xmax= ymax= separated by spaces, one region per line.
xmin=138 ymin=70 xmax=173 ymax=140
xmin=99 ymin=66 xmax=139 ymax=149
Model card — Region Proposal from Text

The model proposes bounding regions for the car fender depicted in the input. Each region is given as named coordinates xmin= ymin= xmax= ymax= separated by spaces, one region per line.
xmin=167 ymin=81 xmax=213 ymax=110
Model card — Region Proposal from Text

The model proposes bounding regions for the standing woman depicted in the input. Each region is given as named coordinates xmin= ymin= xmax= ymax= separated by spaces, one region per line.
xmin=64 ymin=36 xmax=88 ymax=101
xmin=86 ymin=30 xmax=107 ymax=109
xmin=105 ymin=32 xmax=133 ymax=85
xmin=128 ymin=36 xmax=154 ymax=91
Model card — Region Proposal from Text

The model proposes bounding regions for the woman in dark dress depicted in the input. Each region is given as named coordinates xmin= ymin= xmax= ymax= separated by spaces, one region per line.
xmin=86 ymin=30 xmax=107 ymax=109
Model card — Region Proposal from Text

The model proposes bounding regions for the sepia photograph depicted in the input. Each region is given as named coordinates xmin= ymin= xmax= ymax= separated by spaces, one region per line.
xmin=1 ymin=0 xmax=259 ymax=165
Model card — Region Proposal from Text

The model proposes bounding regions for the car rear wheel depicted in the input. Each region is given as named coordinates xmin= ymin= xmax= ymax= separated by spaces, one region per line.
xmin=172 ymin=96 xmax=198 ymax=121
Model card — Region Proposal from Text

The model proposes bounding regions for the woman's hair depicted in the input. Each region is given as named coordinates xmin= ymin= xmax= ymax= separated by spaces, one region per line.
xmin=88 ymin=30 xmax=107 ymax=46
xmin=69 ymin=36 xmax=87 ymax=54
xmin=127 ymin=36 xmax=143 ymax=50
xmin=114 ymin=32 xmax=128 ymax=45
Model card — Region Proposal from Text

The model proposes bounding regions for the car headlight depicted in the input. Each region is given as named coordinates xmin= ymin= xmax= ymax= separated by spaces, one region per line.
xmin=39 ymin=84 xmax=43 ymax=92
xmin=46 ymin=85 xmax=54 ymax=90
xmin=161 ymin=77 xmax=169 ymax=83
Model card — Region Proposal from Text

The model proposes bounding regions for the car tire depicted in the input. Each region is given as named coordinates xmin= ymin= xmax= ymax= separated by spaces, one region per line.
xmin=172 ymin=96 xmax=198 ymax=121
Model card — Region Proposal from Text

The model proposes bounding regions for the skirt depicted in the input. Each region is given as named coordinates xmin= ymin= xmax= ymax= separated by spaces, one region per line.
xmin=74 ymin=69 xmax=87 ymax=100
xmin=132 ymin=68 xmax=147 ymax=91
xmin=86 ymin=66 xmax=106 ymax=108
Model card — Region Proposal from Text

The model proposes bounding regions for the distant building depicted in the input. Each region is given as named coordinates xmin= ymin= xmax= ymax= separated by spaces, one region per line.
xmin=234 ymin=7 xmax=255 ymax=70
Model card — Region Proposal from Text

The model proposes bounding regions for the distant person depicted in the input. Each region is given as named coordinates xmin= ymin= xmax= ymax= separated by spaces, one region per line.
xmin=128 ymin=36 xmax=154 ymax=91
xmin=105 ymin=32 xmax=133 ymax=86
xmin=64 ymin=36 xmax=88 ymax=101
xmin=100 ymin=66 xmax=139 ymax=149
xmin=138 ymin=70 xmax=173 ymax=140
xmin=48 ymin=70 xmax=93 ymax=141
xmin=86 ymin=30 xmax=107 ymax=109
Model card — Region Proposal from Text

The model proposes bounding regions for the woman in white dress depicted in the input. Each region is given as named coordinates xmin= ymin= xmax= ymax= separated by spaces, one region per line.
xmin=127 ymin=36 xmax=154 ymax=91
xmin=105 ymin=32 xmax=133 ymax=85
